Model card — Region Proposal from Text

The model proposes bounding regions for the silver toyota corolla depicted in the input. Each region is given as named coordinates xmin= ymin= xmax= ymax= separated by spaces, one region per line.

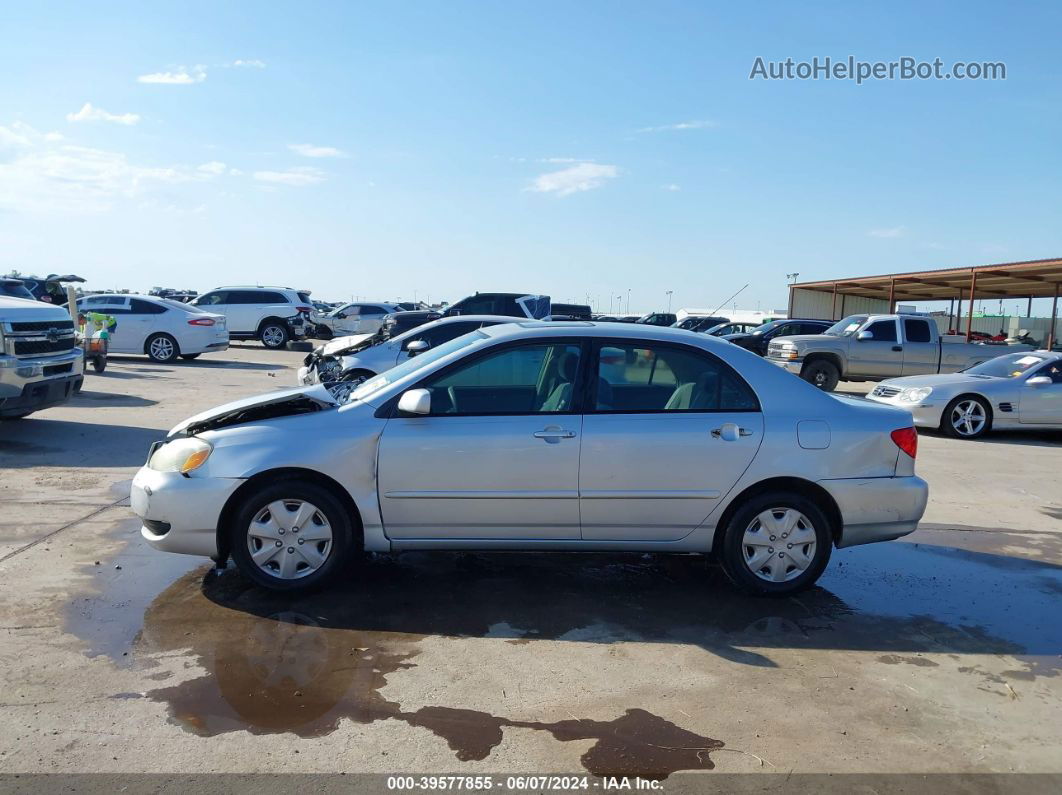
xmin=131 ymin=322 xmax=928 ymax=595
xmin=866 ymin=350 xmax=1062 ymax=439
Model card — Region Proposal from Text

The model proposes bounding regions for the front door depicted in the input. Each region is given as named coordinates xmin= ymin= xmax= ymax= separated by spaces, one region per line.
xmin=378 ymin=340 xmax=585 ymax=540
xmin=1020 ymin=362 xmax=1062 ymax=424
xmin=848 ymin=318 xmax=903 ymax=378
xmin=579 ymin=341 xmax=763 ymax=542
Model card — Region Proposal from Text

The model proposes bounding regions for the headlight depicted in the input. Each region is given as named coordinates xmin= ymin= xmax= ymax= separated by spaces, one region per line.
xmin=148 ymin=437 xmax=212 ymax=473
xmin=900 ymin=386 xmax=933 ymax=403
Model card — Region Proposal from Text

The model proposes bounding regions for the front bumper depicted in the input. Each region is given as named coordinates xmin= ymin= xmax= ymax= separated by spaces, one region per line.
xmin=768 ymin=357 xmax=803 ymax=375
xmin=820 ymin=475 xmax=929 ymax=548
xmin=865 ymin=394 xmax=945 ymax=428
xmin=0 ymin=349 xmax=85 ymax=415
xmin=131 ymin=466 xmax=244 ymax=557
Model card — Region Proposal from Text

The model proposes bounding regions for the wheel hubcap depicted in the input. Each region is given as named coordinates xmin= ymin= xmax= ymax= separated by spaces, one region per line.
xmin=742 ymin=508 xmax=817 ymax=583
xmin=151 ymin=338 xmax=173 ymax=359
xmin=951 ymin=400 xmax=985 ymax=436
xmin=263 ymin=327 xmax=284 ymax=347
xmin=246 ymin=499 xmax=333 ymax=580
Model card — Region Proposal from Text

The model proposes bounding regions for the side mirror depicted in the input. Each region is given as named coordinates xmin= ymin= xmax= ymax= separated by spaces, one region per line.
xmin=406 ymin=339 xmax=429 ymax=356
xmin=856 ymin=330 xmax=874 ymax=341
xmin=1027 ymin=376 xmax=1052 ymax=387
xmin=336 ymin=312 xmax=348 ymax=319
xmin=397 ymin=388 xmax=431 ymax=415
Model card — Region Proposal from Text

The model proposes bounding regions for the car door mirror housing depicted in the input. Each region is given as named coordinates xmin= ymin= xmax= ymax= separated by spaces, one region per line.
xmin=398 ymin=388 xmax=431 ymax=415
xmin=856 ymin=330 xmax=874 ymax=341
xmin=1026 ymin=376 xmax=1052 ymax=387
xmin=406 ymin=339 xmax=429 ymax=356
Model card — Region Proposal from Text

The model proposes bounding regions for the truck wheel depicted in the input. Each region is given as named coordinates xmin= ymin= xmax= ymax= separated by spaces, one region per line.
xmin=719 ymin=491 xmax=832 ymax=596
xmin=146 ymin=333 xmax=180 ymax=363
xmin=801 ymin=360 xmax=840 ymax=391
xmin=941 ymin=395 xmax=991 ymax=439
xmin=229 ymin=479 xmax=359 ymax=592
xmin=260 ymin=322 xmax=290 ymax=349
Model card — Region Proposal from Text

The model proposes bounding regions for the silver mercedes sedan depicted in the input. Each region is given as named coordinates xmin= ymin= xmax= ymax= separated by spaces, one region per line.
xmin=131 ymin=322 xmax=928 ymax=595
xmin=867 ymin=350 xmax=1062 ymax=439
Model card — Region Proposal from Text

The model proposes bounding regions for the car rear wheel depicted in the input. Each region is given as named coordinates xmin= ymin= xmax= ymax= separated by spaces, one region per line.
xmin=801 ymin=360 xmax=840 ymax=391
xmin=260 ymin=323 xmax=289 ymax=349
xmin=941 ymin=395 xmax=991 ymax=439
xmin=146 ymin=333 xmax=180 ymax=363
xmin=719 ymin=491 xmax=832 ymax=596
xmin=230 ymin=479 xmax=358 ymax=591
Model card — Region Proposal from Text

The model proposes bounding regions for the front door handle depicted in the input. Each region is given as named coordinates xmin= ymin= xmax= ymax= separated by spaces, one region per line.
xmin=533 ymin=429 xmax=576 ymax=439
xmin=892 ymin=345 xmax=903 ymax=352
xmin=711 ymin=423 xmax=753 ymax=441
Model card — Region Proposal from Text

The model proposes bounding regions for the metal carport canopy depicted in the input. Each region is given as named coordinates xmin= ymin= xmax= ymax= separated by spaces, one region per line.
xmin=789 ymin=257 xmax=1062 ymax=347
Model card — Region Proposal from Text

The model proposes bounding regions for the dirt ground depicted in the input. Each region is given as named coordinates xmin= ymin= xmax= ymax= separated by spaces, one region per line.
xmin=1 ymin=344 xmax=1060 ymax=786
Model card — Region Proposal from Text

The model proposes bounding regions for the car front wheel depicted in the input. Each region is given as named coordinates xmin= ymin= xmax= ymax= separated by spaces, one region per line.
xmin=719 ymin=491 xmax=832 ymax=596
xmin=229 ymin=479 xmax=358 ymax=591
xmin=800 ymin=360 xmax=840 ymax=391
xmin=941 ymin=395 xmax=991 ymax=439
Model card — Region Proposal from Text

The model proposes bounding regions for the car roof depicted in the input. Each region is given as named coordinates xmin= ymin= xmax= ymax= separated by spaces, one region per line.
xmin=212 ymin=285 xmax=300 ymax=291
xmin=478 ymin=320 xmax=737 ymax=348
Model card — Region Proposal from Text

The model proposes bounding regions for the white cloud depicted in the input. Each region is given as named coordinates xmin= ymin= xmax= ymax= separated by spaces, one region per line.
xmin=44 ymin=131 xmax=64 ymax=141
xmin=662 ymin=183 xmax=681 ymax=191
xmin=868 ymin=225 xmax=906 ymax=238
xmin=197 ymin=161 xmax=227 ymax=175
xmin=527 ymin=162 xmax=619 ymax=197
xmin=0 ymin=121 xmax=227 ymax=213
xmin=538 ymin=157 xmax=587 ymax=163
xmin=66 ymin=102 xmax=140 ymax=126
xmin=288 ymin=143 xmax=348 ymax=159
xmin=137 ymin=66 xmax=207 ymax=84
xmin=636 ymin=120 xmax=718 ymax=133
xmin=253 ymin=166 xmax=326 ymax=186
xmin=233 ymin=59 xmax=266 ymax=68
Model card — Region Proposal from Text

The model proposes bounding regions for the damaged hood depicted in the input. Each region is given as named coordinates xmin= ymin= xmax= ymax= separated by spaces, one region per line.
xmin=321 ymin=332 xmax=376 ymax=357
xmin=170 ymin=385 xmax=338 ymax=437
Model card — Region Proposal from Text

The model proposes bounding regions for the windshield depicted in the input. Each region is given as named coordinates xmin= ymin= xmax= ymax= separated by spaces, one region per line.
xmin=824 ymin=314 xmax=869 ymax=336
xmin=963 ymin=353 xmax=1049 ymax=378
xmin=1 ymin=281 xmax=34 ymax=300
xmin=350 ymin=330 xmax=488 ymax=402
xmin=748 ymin=322 xmax=775 ymax=336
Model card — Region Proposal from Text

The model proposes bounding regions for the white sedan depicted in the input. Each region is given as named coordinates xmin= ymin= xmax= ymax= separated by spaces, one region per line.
xmin=867 ymin=350 xmax=1062 ymax=438
xmin=77 ymin=294 xmax=228 ymax=362
xmin=131 ymin=322 xmax=927 ymax=595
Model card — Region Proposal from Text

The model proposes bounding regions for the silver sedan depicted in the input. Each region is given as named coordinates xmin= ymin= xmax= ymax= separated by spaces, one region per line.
xmin=867 ymin=351 xmax=1062 ymax=439
xmin=131 ymin=322 xmax=928 ymax=595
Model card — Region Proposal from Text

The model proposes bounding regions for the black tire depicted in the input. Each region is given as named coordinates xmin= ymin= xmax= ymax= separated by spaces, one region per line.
xmin=180 ymin=353 xmax=201 ymax=361
xmin=801 ymin=359 xmax=840 ymax=392
xmin=259 ymin=321 xmax=290 ymax=349
xmin=719 ymin=491 xmax=833 ymax=596
xmin=145 ymin=333 xmax=180 ymax=363
xmin=316 ymin=326 xmax=334 ymax=340
xmin=940 ymin=394 xmax=992 ymax=439
xmin=229 ymin=479 xmax=359 ymax=592
xmin=91 ymin=356 xmax=106 ymax=373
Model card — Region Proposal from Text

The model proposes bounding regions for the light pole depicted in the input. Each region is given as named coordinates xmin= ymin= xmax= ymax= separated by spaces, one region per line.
xmin=786 ymin=272 xmax=800 ymax=285
xmin=626 ymin=289 xmax=631 ymax=314
xmin=617 ymin=295 xmax=623 ymax=316
xmin=666 ymin=290 xmax=673 ymax=313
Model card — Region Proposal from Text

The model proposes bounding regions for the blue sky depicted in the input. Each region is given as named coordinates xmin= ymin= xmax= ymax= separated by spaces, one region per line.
xmin=1 ymin=1 xmax=1059 ymax=314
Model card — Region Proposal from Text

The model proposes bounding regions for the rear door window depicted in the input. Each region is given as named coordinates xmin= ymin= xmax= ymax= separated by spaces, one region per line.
xmin=130 ymin=298 xmax=166 ymax=315
xmin=903 ymin=318 xmax=932 ymax=343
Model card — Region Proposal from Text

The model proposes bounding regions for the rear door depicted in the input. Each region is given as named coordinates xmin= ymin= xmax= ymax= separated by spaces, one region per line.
xmin=899 ymin=317 xmax=938 ymax=375
xmin=332 ymin=304 xmax=360 ymax=335
xmin=579 ymin=340 xmax=763 ymax=541
xmin=848 ymin=318 xmax=903 ymax=378
xmin=377 ymin=339 xmax=585 ymax=540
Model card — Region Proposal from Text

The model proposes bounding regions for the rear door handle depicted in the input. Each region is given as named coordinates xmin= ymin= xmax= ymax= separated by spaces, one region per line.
xmin=892 ymin=345 xmax=903 ymax=352
xmin=711 ymin=424 xmax=753 ymax=441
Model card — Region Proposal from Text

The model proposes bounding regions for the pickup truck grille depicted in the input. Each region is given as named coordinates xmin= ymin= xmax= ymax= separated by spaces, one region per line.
xmin=12 ymin=337 xmax=76 ymax=356
xmin=871 ymin=385 xmax=902 ymax=398
xmin=5 ymin=319 xmax=75 ymax=333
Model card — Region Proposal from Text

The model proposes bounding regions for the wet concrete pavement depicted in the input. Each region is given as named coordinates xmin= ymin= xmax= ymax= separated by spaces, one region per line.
xmin=1 ymin=346 xmax=1061 ymax=778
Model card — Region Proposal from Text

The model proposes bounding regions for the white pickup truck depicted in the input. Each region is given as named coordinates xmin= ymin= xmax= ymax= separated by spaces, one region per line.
xmin=766 ymin=313 xmax=1033 ymax=392
xmin=0 ymin=295 xmax=84 ymax=419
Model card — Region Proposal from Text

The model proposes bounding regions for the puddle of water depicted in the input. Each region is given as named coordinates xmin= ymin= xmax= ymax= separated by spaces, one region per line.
xmin=64 ymin=529 xmax=1062 ymax=776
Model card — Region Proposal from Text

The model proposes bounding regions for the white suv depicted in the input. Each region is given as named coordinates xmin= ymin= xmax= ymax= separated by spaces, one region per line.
xmin=192 ymin=286 xmax=311 ymax=349
xmin=314 ymin=302 xmax=400 ymax=339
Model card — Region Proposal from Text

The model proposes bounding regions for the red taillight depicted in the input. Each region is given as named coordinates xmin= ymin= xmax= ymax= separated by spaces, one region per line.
xmin=188 ymin=318 xmax=216 ymax=326
xmin=296 ymin=305 xmax=313 ymax=313
xmin=890 ymin=427 xmax=918 ymax=458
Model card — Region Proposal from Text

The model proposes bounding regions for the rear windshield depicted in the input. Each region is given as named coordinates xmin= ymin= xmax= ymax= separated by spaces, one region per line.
xmin=157 ymin=298 xmax=210 ymax=313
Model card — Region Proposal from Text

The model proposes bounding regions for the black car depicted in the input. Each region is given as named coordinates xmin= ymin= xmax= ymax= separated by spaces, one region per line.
xmin=0 ymin=277 xmax=34 ymax=300
xmin=672 ymin=315 xmax=730 ymax=332
xmin=444 ymin=292 xmax=551 ymax=319
xmin=550 ymin=302 xmax=593 ymax=320
xmin=378 ymin=310 xmax=442 ymax=339
xmin=12 ymin=274 xmax=86 ymax=305
xmin=636 ymin=312 xmax=677 ymax=327
xmin=723 ymin=318 xmax=833 ymax=356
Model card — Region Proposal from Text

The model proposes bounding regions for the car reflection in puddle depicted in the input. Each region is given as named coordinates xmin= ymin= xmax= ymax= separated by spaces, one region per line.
xmin=76 ymin=539 xmax=1062 ymax=778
